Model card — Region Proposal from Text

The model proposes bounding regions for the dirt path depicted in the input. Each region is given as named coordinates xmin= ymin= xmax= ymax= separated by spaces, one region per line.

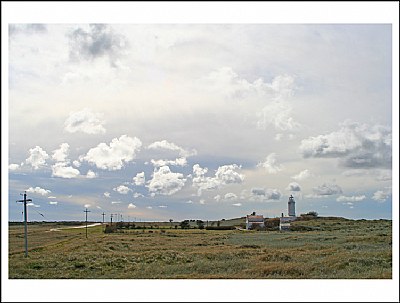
xmin=49 ymin=223 xmax=102 ymax=232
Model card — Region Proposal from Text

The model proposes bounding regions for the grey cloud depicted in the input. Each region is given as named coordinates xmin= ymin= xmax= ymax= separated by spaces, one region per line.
xmin=313 ymin=183 xmax=343 ymax=196
xmin=287 ymin=182 xmax=301 ymax=192
xmin=251 ymin=188 xmax=265 ymax=196
xmin=300 ymin=121 xmax=391 ymax=169
xmin=9 ymin=24 xmax=47 ymax=36
xmin=68 ymin=24 xmax=127 ymax=66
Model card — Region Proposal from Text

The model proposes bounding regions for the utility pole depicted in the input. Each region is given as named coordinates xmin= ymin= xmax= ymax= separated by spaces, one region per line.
xmin=84 ymin=208 xmax=91 ymax=238
xmin=102 ymin=212 xmax=106 ymax=224
xmin=110 ymin=214 xmax=113 ymax=226
xmin=16 ymin=191 xmax=32 ymax=257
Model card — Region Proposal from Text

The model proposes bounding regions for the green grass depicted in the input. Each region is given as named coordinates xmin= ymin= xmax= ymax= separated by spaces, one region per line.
xmin=8 ymin=218 xmax=392 ymax=279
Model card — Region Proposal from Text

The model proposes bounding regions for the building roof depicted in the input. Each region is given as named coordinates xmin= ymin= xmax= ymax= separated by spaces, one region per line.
xmin=246 ymin=215 xmax=264 ymax=222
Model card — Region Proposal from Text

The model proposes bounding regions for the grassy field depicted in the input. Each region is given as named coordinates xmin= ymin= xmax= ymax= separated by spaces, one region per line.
xmin=8 ymin=217 xmax=392 ymax=279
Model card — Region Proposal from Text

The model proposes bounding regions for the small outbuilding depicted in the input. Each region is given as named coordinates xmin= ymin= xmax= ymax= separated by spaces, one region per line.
xmin=246 ymin=212 xmax=265 ymax=230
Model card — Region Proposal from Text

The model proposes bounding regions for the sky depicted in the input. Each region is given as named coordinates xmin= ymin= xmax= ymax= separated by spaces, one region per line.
xmin=5 ymin=21 xmax=395 ymax=222
xmin=2 ymin=2 xmax=399 ymax=303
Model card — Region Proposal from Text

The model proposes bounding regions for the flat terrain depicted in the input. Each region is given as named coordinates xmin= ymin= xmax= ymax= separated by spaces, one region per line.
xmin=8 ymin=217 xmax=392 ymax=279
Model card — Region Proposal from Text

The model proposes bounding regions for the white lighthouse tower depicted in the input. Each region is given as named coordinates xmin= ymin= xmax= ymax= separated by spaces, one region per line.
xmin=288 ymin=195 xmax=296 ymax=217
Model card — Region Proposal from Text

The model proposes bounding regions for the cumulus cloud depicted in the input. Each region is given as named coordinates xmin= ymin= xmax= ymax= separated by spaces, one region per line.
xmin=224 ymin=193 xmax=238 ymax=201
xmin=73 ymin=160 xmax=81 ymax=167
xmin=257 ymin=101 xmax=300 ymax=131
xmin=26 ymin=186 xmax=51 ymax=196
xmin=312 ymin=183 xmax=343 ymax=196
xmin=336 ymin=195 xmax=366 ymax=202
xmin=232 ymin=203 xmax=242 ymax=207
xmin=250 ymin=187 xmax=281 ymax=201
xmin=150 ymin=157 xmax=187 ymax=167
xmin=113 ymin=185 xmax=132 ymax=195
xmin=147 ymin=166 xmax=187 ymax=196
xmin=52 ymin=163 xmax=80 ymax=178
xmin=147 ymin=140 xmax=197 ymax=158
xmin=300 ymin=121 xmax=392 ymax=169
xmin=86 ymin=170 xmax=97 ymax=179
xmin=287 ymin=182 xmax=301 ymax=192
xmin=104 ymin=192 xmax=110 ymax=198
xmin=133 ymin=172 xmax=145 ymax=186
xmin=205 ymin=67 xmax=295 ymax=100
xmin=128 ymin=203 xmax=136 ymax=209
xmin=111 ymin=201 xmax=121 ymax=204
xmin=291 ymin=169 xmax=312 ymax=181
xmin=49 ymin=201 xmax=58 ymax=205
xmin=82 ymin=135 xmax=142 ymax=170
xmin=192 ymin=164 xmax=244 ymax=195
xmin=133 ymin=192 xmax=144 ymax=198
xmin=9 ymin=163 xmax=20 ymax=171
xmin=26 ymin=146 xmax=49 ymax=169
xmin=64 ymin=108 xmax=106 ymax=134
xmin=214 ymin=195 xmax=221 ymax=202
xmin=52 ymin=143 xmax=70 ymax=163
xmin=257 ymin=153 xmax=283 ymax=174
xmin=68 ymin=24 xmax=128 ymax=66
xmin=372 ymin=190 xmax=391 ymax=203
xmin=84 ymin=204 xmax=91 ymax=208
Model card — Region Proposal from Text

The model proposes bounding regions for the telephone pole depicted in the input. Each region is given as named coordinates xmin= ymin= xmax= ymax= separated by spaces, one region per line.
xmin=102 ymin=212 xmax=106 ymax=224
xmin=110 ymin=214 xmax=113 ymax=226
xmin=84 ymin=208 xmax=91 ymax=238
xmin=16 ymin=191 xmax=32 ymax=257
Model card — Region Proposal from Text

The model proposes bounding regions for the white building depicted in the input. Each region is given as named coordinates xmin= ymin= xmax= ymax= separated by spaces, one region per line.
xmin=246 ymin=212 xmax=265 ymax=230
xmin=288 ymin=194 xmax=296 ymax=217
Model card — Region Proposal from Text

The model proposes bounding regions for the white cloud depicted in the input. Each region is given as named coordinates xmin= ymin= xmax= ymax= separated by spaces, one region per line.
xmin=291 ymin=169 xmax=312 ymax=181
xmin=9 ymin=163 xmax=20 ymax=171
xmin=133 ymin=192 xmax=144 ymax=198
xmin=147 ymin=166 xmax=187 ymax=195
xmin=192 ymin=164 xmax=244 ymax=195
xmin=300 ymin=121 xmax=392 ymax=169
xmin=51 ymin=163 xmax=80 ymax=178
xmin=158 ymin=205 xmax=167 ymax=208
xmin=104 ymin=192 xmax=110 ymax=198
xmin=128 ymin=203 xmax=136 ymax=209
xmin=26 ymin=186 xmax=51 ymax=196
xmin=257 ymin=153 xmax=283 ymax=174
xmin=286 ymin=182 xmax=301 ymax=192
xmin=49 ymin=201 xmax=58 ymax=205
xmin=82 ymin=135 xmax=142 ymax=170
xmin=336 ymin=195 xmax=366 ymax=202
xmin=64 ymin=108 xmax=106 ymax=134
xmin=312 ymin=183 xmax=343 ymax=196
xmin=27 ymin=202 xmax=40 ymax=208
xmin=224 ymin=193 xmax=238 ymax=200
xmin=48 ymin=196 xmax=56 ymax=199
xmin=86 ymin=170 xmax=97 ymax=179
xmin=147 ymin=140 xmax=197 ymax=157
xmin=232 ymin=203 xmax=242 ymax=207
xmin=150 ymin=157 xmax=188 ymax=167
xmin=111 ymin=201 xmax=121 ymax=204
xmin=26 ymin=146 xmax=49 ymax=169
xmin=372 ymin=190 xmax=390 ymax=203
xmin=84 ymin=204 xmax=91 ymax=208
xmin=199 ymin=200 xmax=205 ymax=205
xmin=146 ymin=206 xmax=153 ymax=209
xmin=73 ymin=160 xmax=81 ymax=167
xmin=214 ymin=195 xmax=221 ymax=202
xmin=257 ymin=101 xmax=300 ymax=131
xmin=52 ymin=143 xmax=70 ymax=163
xmin=133 ymin=172 xmax=145 ymax=186
xmin=186 ymin=200 xmax=193 ymax=204
xmin=113 ymin=185 xmax=132 ymax=195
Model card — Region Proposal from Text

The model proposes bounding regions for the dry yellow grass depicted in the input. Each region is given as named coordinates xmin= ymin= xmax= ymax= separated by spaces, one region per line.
xmin=8 ymin=218 xmax=392 ymax=279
